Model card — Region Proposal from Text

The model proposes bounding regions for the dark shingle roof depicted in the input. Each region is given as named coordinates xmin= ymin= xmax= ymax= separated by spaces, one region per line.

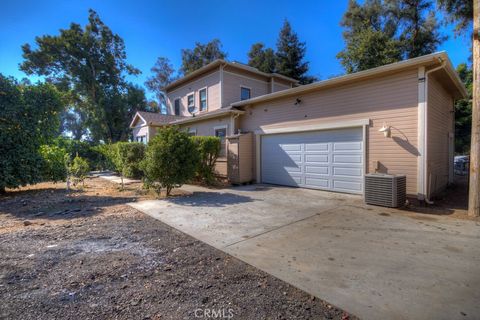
xmin=136 ymin=111 xmax=185 ymax=126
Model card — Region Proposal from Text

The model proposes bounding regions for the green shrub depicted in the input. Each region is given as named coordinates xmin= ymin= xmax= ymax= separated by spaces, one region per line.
xmin=113 ymin=142 xmax=145 ymax=179
xmin=39 ymin=145 xmax=68 ymax=182
xmin=54 ymin=137 xmax=109 ymax=171
xmin=141 ymin=127 xmax=198 ymax=196
xmin=91 ymin=143 xmax=116 ymax=171
xmin=0 ymin=75 xmax=64 ymax=192
xmin=68 ymin=155 xmax=90 ymax=187
xmin=191 ymin=136 xmax=221 ymax=185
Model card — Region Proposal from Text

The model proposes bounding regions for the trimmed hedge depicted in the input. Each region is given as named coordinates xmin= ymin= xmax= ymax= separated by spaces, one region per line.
xmin=191 ymin=136 xmax=221 ymax=185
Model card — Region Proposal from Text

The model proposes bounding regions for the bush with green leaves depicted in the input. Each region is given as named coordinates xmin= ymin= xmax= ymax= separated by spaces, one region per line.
xmin=191 ymin=136 xmax=221 ymax=185
xmin=0 ymin=74 xmax=64 ymax=193
xmin=39 ymin=145 xmax=68 ymax=182
xmin=53 ymin=137 xmax=110 ymax=171
xmin=68 ymin=155 xmax=90 ymax=187
xmin=113 ymin=142 xmax=145 ymax=179
xmin=141 ymin=127 xmax=199 ymax=196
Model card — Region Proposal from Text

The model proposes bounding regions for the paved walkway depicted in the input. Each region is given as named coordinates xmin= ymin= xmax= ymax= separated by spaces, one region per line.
xmin=92 ymin=171 xmax=141 ymax=185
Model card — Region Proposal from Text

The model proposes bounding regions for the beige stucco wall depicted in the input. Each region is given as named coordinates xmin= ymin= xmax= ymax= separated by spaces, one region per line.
xmin=238 ymin=69 xmax=420 ymax=195
xmin=166 ymin=70 xmax=221 ymax=116
xmin=427 ymin=74 xmax=454 ymax=196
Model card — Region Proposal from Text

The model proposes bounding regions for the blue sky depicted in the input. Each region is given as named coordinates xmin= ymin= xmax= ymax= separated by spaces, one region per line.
xmin=0 ymin=0 xmax=471 ymax=98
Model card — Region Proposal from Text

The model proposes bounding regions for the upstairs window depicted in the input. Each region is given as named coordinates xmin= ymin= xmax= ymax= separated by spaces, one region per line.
xmin=174 ymin=98 xmax=180 ymax=116
xmin=187 ymin=93 xmax=195 ymax=111
xmin=241 ymin=87 xmax=251 ymax=100
xmin=199 ymin=88 xmax=207 ymax=111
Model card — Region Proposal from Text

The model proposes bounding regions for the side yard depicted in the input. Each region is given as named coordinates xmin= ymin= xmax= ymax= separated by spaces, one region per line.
xmin=0 ymin=177 xmax=352 ymax=320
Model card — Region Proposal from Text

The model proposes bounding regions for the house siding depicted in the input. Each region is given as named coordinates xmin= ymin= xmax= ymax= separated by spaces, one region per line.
xmin=166 ymin=70 xmax=221 ymax=115
xmin=132 ymin=125 xmax=149 ymax=141
xmin=222 ymin=71 xmax=270 ymax=108
xmin=427 ymin=74 xmax=454 ymax=196
xmin=238 ymin=69 xmax=420 ymax=195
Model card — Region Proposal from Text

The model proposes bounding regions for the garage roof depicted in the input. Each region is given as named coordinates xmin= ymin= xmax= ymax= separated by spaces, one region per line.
xmin=231 ymin=52 xmax=468 ymax=107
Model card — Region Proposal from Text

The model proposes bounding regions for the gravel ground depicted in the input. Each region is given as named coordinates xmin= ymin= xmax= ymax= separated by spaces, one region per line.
xmin=0 ymin=178 xmax=354 ymax=320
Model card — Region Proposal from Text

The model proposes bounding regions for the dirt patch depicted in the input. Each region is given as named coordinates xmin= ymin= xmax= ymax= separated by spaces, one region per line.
xmin=0 ymin=178 xmax=354 ymax=319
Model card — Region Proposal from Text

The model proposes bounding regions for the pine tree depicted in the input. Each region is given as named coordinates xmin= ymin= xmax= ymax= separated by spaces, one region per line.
xmin=247 ymin=43 xmax=276 ymax=73
xmin=275 ymin=20 xmax=310 ymax=82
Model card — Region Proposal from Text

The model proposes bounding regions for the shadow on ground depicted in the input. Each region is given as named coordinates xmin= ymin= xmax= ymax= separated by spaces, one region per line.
xmin=166 ymin=191 xmax=255 ymax=207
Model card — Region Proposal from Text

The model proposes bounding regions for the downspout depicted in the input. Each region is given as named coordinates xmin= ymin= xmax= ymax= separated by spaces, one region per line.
xmin=423 ymin=58 xmax=447 ymax=204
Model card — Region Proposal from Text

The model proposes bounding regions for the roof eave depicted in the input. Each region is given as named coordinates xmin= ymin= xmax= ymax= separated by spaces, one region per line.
xmin=129 ymin=112 xmax=146 ymax=128
xmin=170 ymin=109 xmax=245 ymax=125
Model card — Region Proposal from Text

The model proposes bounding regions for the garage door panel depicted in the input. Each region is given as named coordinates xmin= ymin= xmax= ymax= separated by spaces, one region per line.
xmin=305 ymin=177 xmax=329 ymax=188
xmin=305 ymin=154 xmax=329 ymax=163
xmin=333 ymin=154 xmax=363 ymax=164
xmin=333 ymin=141 xmax=362 ymax=151
xmin=305 ymin=166 xmax=329 ymax=175
xmin=305 ymin=143 xmax=329 ymax=152
xmin=333 ymin=166 xmax=363 ymax=177
xmin=261 ymin=128 xmax=363 ymax=194
xmin=333 ymin=179 xmax=363 ymax=192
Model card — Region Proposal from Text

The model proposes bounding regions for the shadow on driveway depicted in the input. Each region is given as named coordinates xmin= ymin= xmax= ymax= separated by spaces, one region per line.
xmin=166 ymin=191 xmax=255 ymax=207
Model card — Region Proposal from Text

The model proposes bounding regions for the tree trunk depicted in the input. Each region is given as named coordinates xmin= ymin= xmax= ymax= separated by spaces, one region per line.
xmin=469 ymin=0 xmax=480 ymax=217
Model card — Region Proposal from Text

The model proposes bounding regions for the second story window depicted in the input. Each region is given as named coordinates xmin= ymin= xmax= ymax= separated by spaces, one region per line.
xmin=174 ymin=98 xmax=180 ymax=116
xmin=187 ymin=93 xmax=195 ymax=112
xmin=199 ymin=88 xmax=207 ymax=111
xmin=241 ymin=87 xmax=251 ymax=100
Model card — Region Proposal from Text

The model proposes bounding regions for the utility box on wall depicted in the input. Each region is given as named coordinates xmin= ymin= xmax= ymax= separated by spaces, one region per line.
xmin=227 ymin=132 xmax=253 ymax=184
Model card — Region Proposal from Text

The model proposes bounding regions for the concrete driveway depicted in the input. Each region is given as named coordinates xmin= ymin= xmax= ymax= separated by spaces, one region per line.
xmin=129 ymin=184 xmax=480 ymax=320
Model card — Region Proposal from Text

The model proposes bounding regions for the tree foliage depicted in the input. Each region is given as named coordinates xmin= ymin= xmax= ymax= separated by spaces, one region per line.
xmin=141 ymin=127 xmax=198 ymax=196
xmin=275 ymin=20 xmax=311 ymax=83
xmin=39 ymin=145 xmax=68 ymax=183
xmin=191 ymin=136 xmax=221 ymax=185
xmin=248 ymin=43 xmax=276 ymax=73
xmin=0 ymin=75 xmax=64 ymax=192
xmin=145 ymin=57 xmax=177 ymax=114
xmin=455 ymin=63 xmax=473 ymax=154
xmin=338 ymin=0 xmax=445 ymax=73
xmin=437 ymin=0 xmax=473 ymax=35
xmin=68 ymin=155 xmax=90 ymax=187
xmin=180 ymin=39 xmax=227 ymax=75
xmin=20 ymin=9 xmax=147 ymax=142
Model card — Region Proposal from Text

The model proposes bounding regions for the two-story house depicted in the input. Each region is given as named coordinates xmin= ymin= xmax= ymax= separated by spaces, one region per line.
xmin=130 ymin=52 xmax=466 ymax=201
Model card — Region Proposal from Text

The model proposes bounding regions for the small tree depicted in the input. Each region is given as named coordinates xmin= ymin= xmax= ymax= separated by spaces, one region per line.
xmin=112 ymin=142 xmax=145 ymax=189
xmin=39 ymin=145 xmax=68 ymax=183
xmin=191 ymin=136 xmax=221 ymax=185
xmin=68 ymin=155 xmax=89 ymax=188
xmin=141 ymin=127 xmax=198 ymax=196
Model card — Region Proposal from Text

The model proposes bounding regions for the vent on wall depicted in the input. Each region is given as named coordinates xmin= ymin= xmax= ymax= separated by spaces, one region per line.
xmin=365 ymin=173 xmax=406 ymax=208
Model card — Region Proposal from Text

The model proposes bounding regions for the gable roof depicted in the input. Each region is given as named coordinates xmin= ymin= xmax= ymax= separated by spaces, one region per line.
xmin=129 ymin=111 xmax=186 ymax=128
xmin=164 ymin=59 xmax=299 ymax=92
xmin=231 ymin=51 xmax=467 ymax=108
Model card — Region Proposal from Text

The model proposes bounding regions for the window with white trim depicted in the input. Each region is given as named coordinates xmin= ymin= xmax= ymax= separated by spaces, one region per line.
xmin=187 ymin=93 xmax=195 ymax=110
xmin=240 ymin=87 xmax=251 ymax=100
xmin=199 ymin=88 xmax=207 ymax=111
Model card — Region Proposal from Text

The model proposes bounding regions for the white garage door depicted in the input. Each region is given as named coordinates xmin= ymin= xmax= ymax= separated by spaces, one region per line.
xmin=261 ymin=127 xmax=364 ymax=194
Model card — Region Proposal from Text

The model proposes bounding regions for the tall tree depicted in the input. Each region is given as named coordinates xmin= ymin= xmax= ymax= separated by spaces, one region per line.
xmin=20 ymin=9 xmax=142 ymax=143
xmin=338 ymin=0 xmax=445 ymax=73
xmin=454 ymin=63 xmax=473 ymax=154
xmin=275 ymin=20 xmax=310 ymax=83
xmin=180 ymin=39 xmax=227 ymax=75
xmin=145 ymin=57 xmax=177 ymax=114
xmin=396 ymin=0 xmax=446 ymax=58
xmin=248 ymin=43 xmax=276 ymax=73
xmin=438 ymin=0 xmax=474 ymax=35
